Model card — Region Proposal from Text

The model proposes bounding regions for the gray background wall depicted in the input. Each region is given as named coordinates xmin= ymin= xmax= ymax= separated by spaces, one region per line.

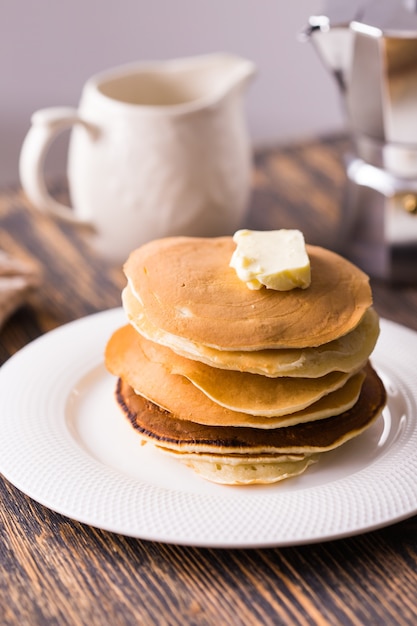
xmin=1 ymin=0 xmax=344 ymax=186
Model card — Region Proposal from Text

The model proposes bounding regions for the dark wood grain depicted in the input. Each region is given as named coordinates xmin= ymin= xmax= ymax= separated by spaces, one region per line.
xmin=1 ymin=137 xmax=417 ymax=626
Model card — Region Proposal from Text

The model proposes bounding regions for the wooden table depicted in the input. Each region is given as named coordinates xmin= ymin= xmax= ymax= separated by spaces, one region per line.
xmin=1 ymin=136 xmax=417 ymax=625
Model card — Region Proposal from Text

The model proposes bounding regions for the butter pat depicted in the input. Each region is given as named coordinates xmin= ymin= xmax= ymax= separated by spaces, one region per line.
xmin=230 ymin=229 xmax=311 ymax=291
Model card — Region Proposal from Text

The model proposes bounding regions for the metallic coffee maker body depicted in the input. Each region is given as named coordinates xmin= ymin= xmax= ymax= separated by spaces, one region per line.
xmin=305 ymin=0 xmax=417 ymax=282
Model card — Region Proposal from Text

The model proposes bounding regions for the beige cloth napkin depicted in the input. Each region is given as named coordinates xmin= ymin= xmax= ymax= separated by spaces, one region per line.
xmin=0 ymin=250 xmax=40 ymax=330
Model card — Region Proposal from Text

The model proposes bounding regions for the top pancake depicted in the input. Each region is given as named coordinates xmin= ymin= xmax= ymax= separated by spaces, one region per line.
xmin=124 ymin=236 xmax=372 ymax=350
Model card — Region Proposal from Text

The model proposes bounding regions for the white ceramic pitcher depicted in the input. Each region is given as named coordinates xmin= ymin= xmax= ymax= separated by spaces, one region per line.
xmin=19 ymin=54 xmax=256 ymax=264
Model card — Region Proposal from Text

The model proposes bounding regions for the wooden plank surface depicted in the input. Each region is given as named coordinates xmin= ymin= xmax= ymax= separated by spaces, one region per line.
xmin=1 ymin=136 xmax=417 ymax=625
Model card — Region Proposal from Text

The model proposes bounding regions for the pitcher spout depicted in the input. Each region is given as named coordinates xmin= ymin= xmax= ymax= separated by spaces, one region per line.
xmin=226 ymin=56 xmax=257 ymax=91
xmin=201 ymin=53 xmax=256 ymax=106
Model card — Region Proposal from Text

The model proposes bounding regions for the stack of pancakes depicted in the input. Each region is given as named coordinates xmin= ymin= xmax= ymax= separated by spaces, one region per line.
xmin=105 ymin=236 xmax=386 ymax=485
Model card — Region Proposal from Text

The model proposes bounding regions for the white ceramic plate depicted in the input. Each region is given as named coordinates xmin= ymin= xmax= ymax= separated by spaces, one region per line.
xmin=0 ymin=308 xmax=416 ymax=548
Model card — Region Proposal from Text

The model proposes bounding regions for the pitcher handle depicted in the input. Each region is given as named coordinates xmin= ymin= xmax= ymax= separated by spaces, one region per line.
xmin=19 ymin=107 xmax=93 ymax=225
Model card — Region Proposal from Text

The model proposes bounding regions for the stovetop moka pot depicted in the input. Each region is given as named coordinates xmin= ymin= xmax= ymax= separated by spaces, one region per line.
xmin=304 ymin=0 xmax=417 ymax=282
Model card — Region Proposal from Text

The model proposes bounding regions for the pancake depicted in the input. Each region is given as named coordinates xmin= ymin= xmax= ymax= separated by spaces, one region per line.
xmin=115 ymin=362 xmax=386 ymax=455
xmin=124 ymin=237 xmax=372 ymax=350
xmin=105 ymin=324 xmax=366 ymax=424
xmin=157 ymin=448 xmax=321 ymax=485
xmin=123 ymin=285 xmax=380 ymax=378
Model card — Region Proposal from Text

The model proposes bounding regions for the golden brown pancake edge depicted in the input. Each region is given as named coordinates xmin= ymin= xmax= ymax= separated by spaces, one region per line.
xmin=115 ymin=362 xmax=386 ymax=455
xmin=122 ymin=283 xmax=380 ymax=377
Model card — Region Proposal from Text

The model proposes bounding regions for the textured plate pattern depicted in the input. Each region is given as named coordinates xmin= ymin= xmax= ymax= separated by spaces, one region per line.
xmin=0 ymin=308 xmax=416 ymax=548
